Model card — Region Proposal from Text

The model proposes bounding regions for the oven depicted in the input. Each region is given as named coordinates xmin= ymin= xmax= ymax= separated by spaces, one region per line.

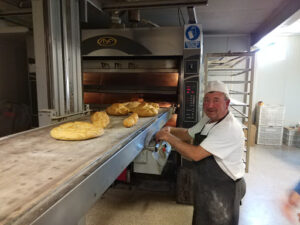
xmin=81 ymin=26 xmax=202 ymax=178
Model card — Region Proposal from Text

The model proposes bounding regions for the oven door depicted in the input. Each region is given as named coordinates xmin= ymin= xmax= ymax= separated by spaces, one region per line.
xmin=82 ymin=57 xmax=182 ymax=175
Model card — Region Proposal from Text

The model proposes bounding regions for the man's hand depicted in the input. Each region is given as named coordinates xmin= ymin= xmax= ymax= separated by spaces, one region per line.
xmin=281 ymin=191 xmax=300 ymax=224
xmin=155 ymin=126 xmax=171 ymax=142
xmin=155 ymin=126 xmax=211 ymax=161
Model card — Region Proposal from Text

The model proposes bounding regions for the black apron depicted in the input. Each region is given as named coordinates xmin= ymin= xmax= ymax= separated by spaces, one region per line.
xmin=192 ymin=118 xmax=246 ymax=225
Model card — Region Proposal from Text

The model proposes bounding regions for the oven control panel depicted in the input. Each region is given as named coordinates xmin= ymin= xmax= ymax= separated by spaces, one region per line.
xmin=184 ymin=60 xmax=199 ymax=74
xmin=184 ymin=81 xmax=198 ymax=123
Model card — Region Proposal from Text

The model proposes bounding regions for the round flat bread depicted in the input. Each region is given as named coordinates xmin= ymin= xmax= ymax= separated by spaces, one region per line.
xmin=50 ymin=121 xmax=104 ymax=141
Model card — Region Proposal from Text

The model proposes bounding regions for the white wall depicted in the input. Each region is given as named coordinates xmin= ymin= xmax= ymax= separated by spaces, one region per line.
xmin=253 ymin=35 xmax=300 ymax=126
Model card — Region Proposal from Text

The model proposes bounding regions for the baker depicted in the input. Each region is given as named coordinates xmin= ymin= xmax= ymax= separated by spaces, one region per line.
xmin=155 ymin=80 xmax=246 ymax=225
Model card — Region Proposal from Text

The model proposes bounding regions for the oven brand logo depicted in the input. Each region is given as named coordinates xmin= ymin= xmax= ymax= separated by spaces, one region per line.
xmin=97 ymin=37 xmax=117 ymax=47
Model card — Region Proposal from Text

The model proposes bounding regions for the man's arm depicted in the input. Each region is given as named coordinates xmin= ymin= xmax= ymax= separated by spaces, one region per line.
xmin=282 ymin=186 xmax=300 ymax=224
xmin=155 ymin=128 xmax=211 ymax=161
xmin=168 ymin=126 xmax=193 ymax=143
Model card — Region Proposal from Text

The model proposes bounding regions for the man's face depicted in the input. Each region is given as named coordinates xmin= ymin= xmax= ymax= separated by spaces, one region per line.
xmin=203 ymin=91 xmax=230 ymax=122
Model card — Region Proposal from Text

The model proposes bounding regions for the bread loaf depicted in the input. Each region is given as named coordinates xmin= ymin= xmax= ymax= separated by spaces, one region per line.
xmin=148 ymin=102 xmax=160 ymax=109
xmin=123 ymin=113 xmax=139 ymax=128
xmin=132 ymin=103 xmax=158 ymax=117
xmin=91 ymin=111 xmax=110 ymax=128
xmin=106 ymin=103 xmax=130 ymax=116
xmin=123 ymin=101 xmax=141 ymax=112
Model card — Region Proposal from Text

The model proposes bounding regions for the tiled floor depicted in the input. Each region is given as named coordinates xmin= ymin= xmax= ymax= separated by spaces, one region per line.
xmin=86 ymin=145 xmax=300 ymax=225
xmin=240 ymin=145 xmax=300 ymax=225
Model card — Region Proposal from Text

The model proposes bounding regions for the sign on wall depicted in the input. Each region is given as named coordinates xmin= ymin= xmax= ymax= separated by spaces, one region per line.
xmin=184 ymin=24 xmax=202 ymax=49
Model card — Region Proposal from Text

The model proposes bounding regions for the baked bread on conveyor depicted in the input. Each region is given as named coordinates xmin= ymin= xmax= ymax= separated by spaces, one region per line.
xmin=132 ymin=102 xmax=158 ymax=117
xmin=106 ymin=101 xmax=160 ymax=117
xmin=50 ymin=121 xmax=104 ymax=141
xmin=123 ymin=101 xmax=141 ymax=112
xmin=123 ymin=113 xmax=139 ymax=128
xmin=91 ymin=111 xmax=110 ymax=128
xmin=148 ymin=102 xmax=160 ymax=110
xmin=106 ymin=103 xmax=130 ymax=116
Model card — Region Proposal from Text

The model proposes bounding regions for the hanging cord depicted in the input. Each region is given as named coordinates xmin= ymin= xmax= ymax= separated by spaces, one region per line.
xmin=177 ymin=8 xmax=182 ymax=26
xmin=178 ymin=8 xmax=186 ymax=26
xmin=179 ymin=8 xmax=186 ymax=25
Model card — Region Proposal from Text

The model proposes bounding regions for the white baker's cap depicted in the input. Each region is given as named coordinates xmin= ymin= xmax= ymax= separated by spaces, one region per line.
xmin=205 ymin=80 xmax=230 ymax=99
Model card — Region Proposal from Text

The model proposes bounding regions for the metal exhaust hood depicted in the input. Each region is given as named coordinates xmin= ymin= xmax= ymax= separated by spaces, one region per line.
xmin=97 ymin=0 xmax=208 ymax=10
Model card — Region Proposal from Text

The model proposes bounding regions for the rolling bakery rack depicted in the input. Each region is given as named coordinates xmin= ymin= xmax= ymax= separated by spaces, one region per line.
xmin=204 ymin=52 xmax=256 ymax=172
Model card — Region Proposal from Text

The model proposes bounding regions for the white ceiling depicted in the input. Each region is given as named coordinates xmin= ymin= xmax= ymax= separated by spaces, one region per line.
xmin=82 ymin=0 xmax=300 ymax=45
xmin=0 ymin=0 xmax=300 ymax=45
xmin=141 ymin=0 xmax=285 ymax=34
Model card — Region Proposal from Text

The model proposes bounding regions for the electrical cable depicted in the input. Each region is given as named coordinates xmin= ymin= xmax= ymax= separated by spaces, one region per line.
xmin=179 ymin=8 xmax=185 ymax=25
xmin=177 ymin=8 xmax=182 ymax=26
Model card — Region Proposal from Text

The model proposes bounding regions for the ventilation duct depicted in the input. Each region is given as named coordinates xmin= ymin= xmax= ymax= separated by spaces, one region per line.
xmin=101 ymin=0 xmax=208 ymax=10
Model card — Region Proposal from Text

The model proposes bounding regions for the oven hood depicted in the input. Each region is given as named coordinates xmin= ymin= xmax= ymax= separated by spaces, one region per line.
xmin=98 ymin=0 xmax=208 ymax=10
xmin=81 ymin=26 xmax=184 ymax=57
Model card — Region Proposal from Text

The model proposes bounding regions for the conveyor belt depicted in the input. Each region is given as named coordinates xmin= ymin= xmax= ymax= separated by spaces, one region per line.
xmin=0 ymin=108 xmax=172 ymax=225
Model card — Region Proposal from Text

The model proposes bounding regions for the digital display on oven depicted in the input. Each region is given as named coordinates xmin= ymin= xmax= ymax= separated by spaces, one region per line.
xmin=184 ymin=81 xmax=198 ymax=123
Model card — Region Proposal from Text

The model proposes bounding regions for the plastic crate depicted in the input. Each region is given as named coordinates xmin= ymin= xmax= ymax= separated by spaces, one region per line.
xmin=256 ymin=104 xmax=285 ymax=127
xmin=283 ymin=127 xmax=300 ymax=146
xmin=283 ymin=137 xmax=293 ymax=146
xmin=257 ymin=137 xmax=282 ymax=145
xmin=282 ymin=136 xmax=300 ymax=146
xmin=257 ymin=125 xmax=283 ymax=146
xmin=283 ymin=127 xmax=300 ymax=135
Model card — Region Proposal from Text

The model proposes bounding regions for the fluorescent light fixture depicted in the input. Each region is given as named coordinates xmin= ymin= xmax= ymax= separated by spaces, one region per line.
xmin=253 ymin=14 xmax=300 ymax=64
xmin=255 ymin=36 xmax=286 ymax=65
xmin=273 ymin=18 xmax=300 ymax=35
